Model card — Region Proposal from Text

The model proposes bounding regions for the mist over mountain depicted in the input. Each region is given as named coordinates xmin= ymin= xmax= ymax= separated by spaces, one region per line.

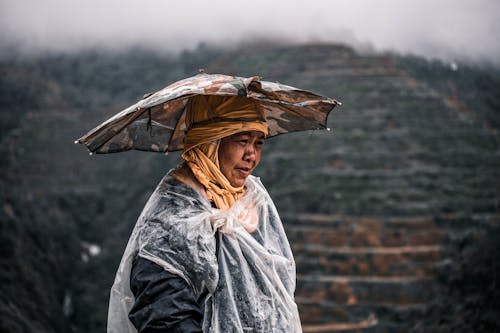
xmin=1 ymin=42 xmax=499 ymax=332
xmin=1 ymin=0 xmax=499 ymax=68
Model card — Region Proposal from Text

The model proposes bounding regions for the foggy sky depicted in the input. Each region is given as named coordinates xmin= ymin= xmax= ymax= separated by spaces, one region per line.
xmin=1 ymin=0 xmax=499 ymax=66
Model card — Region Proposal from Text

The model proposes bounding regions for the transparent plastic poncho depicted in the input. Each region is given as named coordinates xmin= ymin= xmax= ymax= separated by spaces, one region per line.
xmin=107 ymin=172 xmax=302 ymax=333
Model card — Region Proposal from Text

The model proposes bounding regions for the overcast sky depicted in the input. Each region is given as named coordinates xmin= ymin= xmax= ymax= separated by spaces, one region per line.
xmin=1 ymin=0 xmax=499 ymax=66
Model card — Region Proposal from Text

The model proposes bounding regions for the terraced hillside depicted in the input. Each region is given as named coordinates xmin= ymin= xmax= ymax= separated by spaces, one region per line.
xmin=239 ymin=45 xmax=499 ymax=332
xmin=1 ymin=43 xmax=499 ymax=332
xmin=245 ymin=45 xmax=499 ymax=332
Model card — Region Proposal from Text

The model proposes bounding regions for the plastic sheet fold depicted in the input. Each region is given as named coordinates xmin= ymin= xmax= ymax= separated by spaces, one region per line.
xmin=108 ymin=171 xmax=301 ymax=333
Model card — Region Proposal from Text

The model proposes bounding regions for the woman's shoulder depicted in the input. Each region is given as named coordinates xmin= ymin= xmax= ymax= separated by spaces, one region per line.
xmin=246 ymin=175 xmax=268 ymax=194
xmin=243 ymin=175 xmax=276 ymax=209
xmin=141 ymin=172 xmax=210 ymax=219
xmin=157 ymin=171 xmax=205 ymax=200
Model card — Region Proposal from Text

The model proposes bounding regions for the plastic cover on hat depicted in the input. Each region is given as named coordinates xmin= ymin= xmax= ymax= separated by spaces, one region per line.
xmin=107 ymin=172 xmax=302 ymax=333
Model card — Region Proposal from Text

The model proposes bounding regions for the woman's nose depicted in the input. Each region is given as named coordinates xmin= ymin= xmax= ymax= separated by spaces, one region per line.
xmin=243 ymin=144 xmax=256 ymax=161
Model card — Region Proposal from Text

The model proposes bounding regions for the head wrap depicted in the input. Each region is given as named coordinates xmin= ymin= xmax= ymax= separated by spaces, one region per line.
xmin=181 ymin=95 xmax=268 ymax=213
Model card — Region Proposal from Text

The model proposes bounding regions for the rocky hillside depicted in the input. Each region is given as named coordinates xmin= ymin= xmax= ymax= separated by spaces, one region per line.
xmin=1 ymin=43 xmax=499 ymax=332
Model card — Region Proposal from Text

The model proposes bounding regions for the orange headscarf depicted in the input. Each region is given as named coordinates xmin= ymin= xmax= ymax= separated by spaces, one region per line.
xmin=181 ymin=95 xmax=268 ymax=211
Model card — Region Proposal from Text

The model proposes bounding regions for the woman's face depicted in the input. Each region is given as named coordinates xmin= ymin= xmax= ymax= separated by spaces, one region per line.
xmin=218 ymin=130 xmax=265 ymax=187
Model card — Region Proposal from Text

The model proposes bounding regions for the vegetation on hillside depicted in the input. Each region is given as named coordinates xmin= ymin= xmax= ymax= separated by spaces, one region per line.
xmin=1 ymin=43 xmax=499 ymax=332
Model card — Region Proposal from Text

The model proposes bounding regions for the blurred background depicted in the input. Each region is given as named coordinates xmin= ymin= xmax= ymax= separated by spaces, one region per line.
xmin=1 ymin=1 xmax=499 ymax=332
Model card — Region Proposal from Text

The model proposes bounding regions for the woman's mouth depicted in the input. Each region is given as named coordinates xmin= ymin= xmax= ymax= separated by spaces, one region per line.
xmin=236 ymin=167 xmax=251 ymax=176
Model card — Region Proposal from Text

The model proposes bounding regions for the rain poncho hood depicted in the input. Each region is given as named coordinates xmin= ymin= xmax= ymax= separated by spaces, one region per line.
xmin=107 ymin=171 xmax=302 ymax=332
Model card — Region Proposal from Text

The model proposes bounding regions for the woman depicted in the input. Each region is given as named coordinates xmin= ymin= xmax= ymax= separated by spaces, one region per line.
xmin=107 ymin=95 xmax=302 ymax=333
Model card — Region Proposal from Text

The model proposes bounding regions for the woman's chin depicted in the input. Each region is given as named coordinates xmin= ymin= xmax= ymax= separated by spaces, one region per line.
xmin=230 ymin=177 xmax=247 ymax=188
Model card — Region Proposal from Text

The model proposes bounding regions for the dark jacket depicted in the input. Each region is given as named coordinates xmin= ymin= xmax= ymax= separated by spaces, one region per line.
xmin=129 ymin=256 xmax=204 ymax=333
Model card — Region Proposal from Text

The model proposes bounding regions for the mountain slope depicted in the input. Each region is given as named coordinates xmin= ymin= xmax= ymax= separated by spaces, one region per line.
xmin=1 ymin=43 xmax=499 ymax=332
